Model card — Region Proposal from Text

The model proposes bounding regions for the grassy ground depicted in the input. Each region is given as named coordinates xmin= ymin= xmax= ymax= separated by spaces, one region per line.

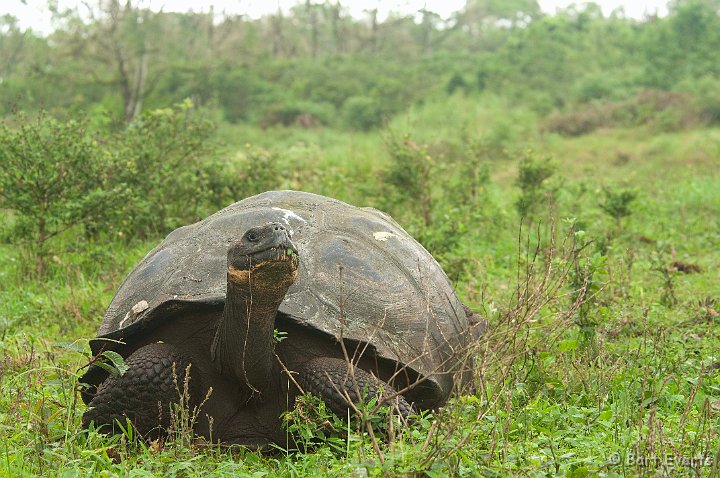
xmin=1 ymin=98 xmax=719 ymax=476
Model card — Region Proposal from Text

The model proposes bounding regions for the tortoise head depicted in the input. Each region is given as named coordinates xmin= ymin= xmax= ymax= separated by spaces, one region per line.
xmin=217 ymin=222 xmax=299 ymax=389
xmin=227 ymin=222 xmax=299 ymax=289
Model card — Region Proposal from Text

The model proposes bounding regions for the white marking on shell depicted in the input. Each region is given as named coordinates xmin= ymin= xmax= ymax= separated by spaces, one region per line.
xmin=271 ymin=207 xmax=307 ymax=224
xmin=118 ymin=311 xmax=131 ymax=329
xmin=118 ymin=299 xmax=149 ymax=329
xmin=132 ymin=300 xmax=149 ymax=314
xmin=373 ymin=231 xmax=396 ymax=241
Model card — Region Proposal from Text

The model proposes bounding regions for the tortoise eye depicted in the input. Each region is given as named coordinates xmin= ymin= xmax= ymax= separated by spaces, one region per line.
xmin=246 ymin=232 xmax=259 ymax=242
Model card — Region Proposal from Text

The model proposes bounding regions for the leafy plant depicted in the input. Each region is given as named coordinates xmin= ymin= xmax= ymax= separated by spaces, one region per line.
xmin=282 ymin=394 xmax=345 ymax=454
xmin=342 ymin=96 xmax=384 ymax=131
xmin=205 ymin=146 xmax=283 ymax=208
xmin=599 ymin=185 xmax=637 ymax=232
xmin=383 ymin=132 xmax=434 ymax=227
xmin=113 ymin=100 xmax=216 ymax=236
xmin=446 ymin=73 xmax=468 ymax=95
xmin=651 ymin=248 xmax=679 ymax=307
xmin=515 ymin=150 xmax=558 ymax=223
xmin=0 ymin=114 xmax=126 ymax=275
xmin=569 ymin=236 xmax=609 ymax=351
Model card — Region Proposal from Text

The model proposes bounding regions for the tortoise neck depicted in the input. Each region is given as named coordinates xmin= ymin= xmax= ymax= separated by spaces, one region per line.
xmin=211 ymin=274 xmax=285 ymax=395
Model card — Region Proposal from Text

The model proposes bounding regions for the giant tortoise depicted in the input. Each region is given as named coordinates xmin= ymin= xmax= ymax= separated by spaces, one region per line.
xmin=80 ymin=190 xmax=482 ymax=447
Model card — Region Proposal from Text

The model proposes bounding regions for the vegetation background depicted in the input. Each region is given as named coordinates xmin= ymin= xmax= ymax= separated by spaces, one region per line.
xmin=0 ymin=0 xmax=719 ymax=476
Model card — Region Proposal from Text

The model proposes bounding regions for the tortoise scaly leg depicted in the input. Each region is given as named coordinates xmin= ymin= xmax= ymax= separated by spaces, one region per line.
xmin=82 ymin=342 xmax=200 ymax=439
xmin=295 ymin=357 xmax=414 ymax=419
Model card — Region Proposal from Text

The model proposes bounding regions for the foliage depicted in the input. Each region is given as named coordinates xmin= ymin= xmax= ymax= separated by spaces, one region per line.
xmin=218 ymin=146 xmax=284 ymax=203
xmin=568 ymin=225 xmax=609 ymax=352
xmin=0 ymin=101 xmax=217 ymax=274
xmin=679 ymin=75 xmax=720 ymax=125
xmin=1 ymin=1 xmax=720 ymax=475
xmin=445 ymin=72 xmax=468 ymax=95
xmin=2 ymin=0 xmax=720 ymax=132
xmin=382 ymin=133 xmax=435 ymax=227
xmin=541 ymin=90 xmax=699 ymax=136
xmin=0 ymin=105 xmax=719 ymax=476
xmin=0 ymin=115 xmax=126 ymax=275
xmin=573 ymin=77 xmax=611 ymax=104
xmin=113 ymin=100 xmax=217 ymax=236
xmin=515 ymin=150 xmax=558 ymax=222
xmin=342 ymin=96 xmax=383 ymax=131
xmin=214 ymin=69 xmax=280 ymax=124
xmin=599 ymin=185 xmax=637 ymax=229
xmin=640 ymin=0 xmax=720 ymax=89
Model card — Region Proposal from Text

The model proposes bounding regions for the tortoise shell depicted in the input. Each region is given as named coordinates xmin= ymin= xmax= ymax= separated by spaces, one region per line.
xmin=89 ymin=190 xmax=472 ymax=401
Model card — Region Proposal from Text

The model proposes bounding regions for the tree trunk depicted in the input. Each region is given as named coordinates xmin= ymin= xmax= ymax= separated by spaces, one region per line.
xmin=271 ymin=8 xmax=284 ymax=57
xmin=307 ymin=1 xmax=319 ymax=59
xmin=35 ymin=216 xmax=47 ymax=277
xmin=126 ymin=52 xmax=149 ymax=122
xmin=421 ymin=10 xmax=432 ymax=54
xmin=369 ymin=9 xmax=378 ymax=54
xmin=331 ymin=2 xmax=343 ymax=54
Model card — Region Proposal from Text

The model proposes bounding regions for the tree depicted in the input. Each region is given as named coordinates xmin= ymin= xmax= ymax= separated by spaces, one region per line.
xmin=48 ymin=1 xmax=165 ymax=123
xmin=0 ymin=15 xmax=28 ymax=78
xmin=459 ymin=0 xmax=541 ymax=33
xmin=641 ymin=0 xmax=720 ymax=88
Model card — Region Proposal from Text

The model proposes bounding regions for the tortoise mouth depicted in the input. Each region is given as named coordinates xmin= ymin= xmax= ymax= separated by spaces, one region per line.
xmin=235 ymin=245 xmax=299 ymax=271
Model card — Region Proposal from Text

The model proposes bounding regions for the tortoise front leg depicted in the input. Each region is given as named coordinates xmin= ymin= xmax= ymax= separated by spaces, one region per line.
xmin=82 ymin=342 xmax=200 ymax=439
xmin=295 ymin=357 xmax=414 ymax=419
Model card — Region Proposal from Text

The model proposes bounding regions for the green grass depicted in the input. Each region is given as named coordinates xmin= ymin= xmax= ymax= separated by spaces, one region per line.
xmin=1 ymin=99 xmax=719 ymax=476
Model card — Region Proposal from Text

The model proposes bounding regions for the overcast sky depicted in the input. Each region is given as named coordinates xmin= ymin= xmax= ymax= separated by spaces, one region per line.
xmin=3 ymin=0 xmax=671 ymax=34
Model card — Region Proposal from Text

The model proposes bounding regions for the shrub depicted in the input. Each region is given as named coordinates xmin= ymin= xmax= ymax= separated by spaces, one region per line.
xmin=599 ymin=185 xmax=637 ymax=231
xmin=541 ymin=90 xmax=697 ymax=136
xmin=541 ymin=106 xmax=609 ymax=136
xmin=573 ymin=75 xmax=615 ymax=104
xmin=0 ymin=115 xmax=126 ymax=275
xmin=214 ymin=69 xmax=276 ymax=123
xmin=259 ymin=101 xmax=334 ymax=128
xmin=443 ymin=135 xmax=493 ymax=209
xmin=446 ymin=73 xmax=468 ymax=95
xmin=113 ymin=100 xmax=216 ymax=236
xmin=382 ymin=133 xmax=434 ymax=226
xmin=342 ymin=96 xmax=384 ymax=131
xmin=569 ymin=243 xmax=609 ymax=352
xmin=515 ymin=151 xmax=558 ymax=222
xmin=679 ymin=75 xmax=720 ymax=125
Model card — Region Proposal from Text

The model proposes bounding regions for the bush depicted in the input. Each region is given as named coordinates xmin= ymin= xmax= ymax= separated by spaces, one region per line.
xmin=342 ymin=96 xmax=384 ymax=131
xmin=259 ymin=101 xmax=334 ymax=128
xmin=206 ymin=146 xmax=284 ymax=207
xmin=382 ymin=132 xmax=434 ymax=226
xmin=573 ymin=75 xmax=615 ymax=103
xmin=599 ymin=185 xmax=637 ymax=230
xmin=113 ymin=100 xmax=217 ymax=236
xmin=679 ymin=75 xmax=720 ymax=125
xmin=541 ymin=90 xmax=697 ymax=136
xmin=214 ymin=69 xmax=277 ymax=123
xmin=515 ymin=151 xmax=558 ymax=222
xmin=0 ymin=101 xmax=218 ymax=271
xmin=446 ymin=73 xmax=468 ymax=95
xmin=442 ymin=135 xmax=493 ymax=209
xmin=0 ymin=115 xmax=126 ymax=275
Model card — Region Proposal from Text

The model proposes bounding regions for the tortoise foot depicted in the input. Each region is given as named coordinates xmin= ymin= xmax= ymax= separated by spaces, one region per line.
xmin=295 ymin=357 xmax=414 ymax=419
xmin=82 ymin=342 xmax=199 ymax=438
